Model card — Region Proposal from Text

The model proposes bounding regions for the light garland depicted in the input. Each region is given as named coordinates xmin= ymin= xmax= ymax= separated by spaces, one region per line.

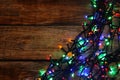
xmin=40 ymin=0 xmax=120 ymax=80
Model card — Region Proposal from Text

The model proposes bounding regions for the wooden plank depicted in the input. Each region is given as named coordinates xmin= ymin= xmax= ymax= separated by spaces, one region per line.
xmin=0 ymin=62 xmax=49 ymax=80
xmin=0 ymin=0 xmax=91 ymax=25
xmin=0 ymin=62 xmax=120 ymax=80
xmin=0 ymin=26 xmax=82 ymax=59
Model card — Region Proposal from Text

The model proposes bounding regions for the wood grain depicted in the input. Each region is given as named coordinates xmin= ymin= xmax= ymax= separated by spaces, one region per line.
xmin=0 ymin=24 xmax=79 ymax=79
xmin=0 ymin=0 xmax=89 ymax=79
xmin=0 ymin=62 xmax=120 ymax=80
xmin=0 ymin=62 xmax=50 ymax=80
xmin=0 ymin=26 xmax=82 ymax=59
xmin=0 ymin=0 xmax=91 ymax=25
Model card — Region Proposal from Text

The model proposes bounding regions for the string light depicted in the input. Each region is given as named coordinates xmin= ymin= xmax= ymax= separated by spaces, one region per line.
xmin=40 ymin=0 xmax=120 ymax=80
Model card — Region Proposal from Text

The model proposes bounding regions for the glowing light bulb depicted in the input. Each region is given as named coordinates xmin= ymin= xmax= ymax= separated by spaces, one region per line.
xmin=93 ymin=5 xmax=97 ymax=8
xmin=68 ymin=38 xmax=72 ymax=43
xmin=68 ymin=60 xmax=72 ymax=64
xmin=81 ymin=68 xmax=90 ymax=77
xmin=62 ymin=54 xmax=65 ymax=57
xmin=49 ymin=71 xmax=52 ymax=74
xmin=58 ymin=45 xmax=62 ymax=49
xmin=98 ymin=53 xmax=106 ymax=60
xmin=56 ymin=63 xmax=59 ymax=66
xmin=108 ymin=16 xmax=112 ymax=20
xmin=49 ymin=77 xmax=53 ymax=80
xmin=88 ymin=16 xmax=94 ymax=20
xmin=84 ymin=22 xmax=87 ymax=26
xmin=78 ymin=65 xmax=84 ymax=74
xmin=105 ymin=38 xmax=110 ymax=46
xmin=109 ymin=3 xmax=112 ymax=7
xmin=70 ymin=69 xmax=73 ymax=71
xmin=118 ymin=63 xmax=120 ymax=69
xmin=106 ymin=42 xmax=110 ymax=46
xmin=67 ymin=52 xmax=73 ymax=58
xmin=85 ymin=15 xmax=88 ymax=19
xmin=39 ymin=69 xmax=46 ymax=76
xmin=100 ymin=35 xmax=104 ymax=40
xmin=108 ymin=65 xmax=118 ymax=77
xmin=71 ymin=73 xmax=75 ymax=78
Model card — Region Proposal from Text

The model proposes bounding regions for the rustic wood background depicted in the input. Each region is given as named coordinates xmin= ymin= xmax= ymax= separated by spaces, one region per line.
xmin=0 ymin=0 xmax=119 ymax=80
xmin=0 ymin=0 xmax=90 ymax=79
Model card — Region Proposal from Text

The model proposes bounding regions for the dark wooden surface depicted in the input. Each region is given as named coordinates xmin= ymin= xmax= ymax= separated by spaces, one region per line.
xmin=0 ymin=61 xmax=50 ymax=80
xmin=0 ymin=26 xmax=82 ymax=79
xmin=0 ymin=0 xmax=91 ymax=25
xmin=0 ymin=26 xmax=81 ymax=60
xmin=0 ymin=0 xmax=111 ymax=80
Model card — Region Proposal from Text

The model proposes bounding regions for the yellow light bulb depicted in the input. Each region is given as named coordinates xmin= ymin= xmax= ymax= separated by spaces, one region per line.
xmin=67 ymin=52 xmax=73 ymax=58
xmin=68 ymin=38 xmax=72 ymax=43
xmin=58 ymin=45 xmax=62 ymax=49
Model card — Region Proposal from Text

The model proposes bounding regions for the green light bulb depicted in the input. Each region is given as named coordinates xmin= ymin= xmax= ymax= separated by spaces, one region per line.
xmin=108 ymin=65 xmax=118 ymax=77
xmin=91 ymin=0 xmax=96 ymax=3
xmin=92 ymin=0 xmax=96 ymax=1
xmin=71 ymin=73 xmax=75 ymax=78
xmin=49 ymin=77 xmax=53 ymax=80
xmin=79 ymin=65 xmax=84 ymax=73
xmin=62 ymin=54 xmax=65 ymax=57
xmin=84 ymin=22 xmax=87 ymax=26
xmin=106 ymin=11 xmax=108 ymax=14
xmin=88 ymin=16 xmax=94 ymax=20
xmin=100 ymin=61 xmax=104 ymax=65
xmin=56 ymin=63 xmax=59 ymax=66
xmin=68 ymin=60 xmax=72 ymax=64
xmin=106 ymin=42 xmax=110 ymax=46
xmin=78 ymin=40 xmax=84 ymax=45
xmin=93 ymin=5 xmax=97 ymax=8
xmin=98 ymin=53 xmax=106 ymax=60
xmin=39 ymin=69 xmax=46 ymax=76
xmin=105 ymin=38 xmax=110 ymax=46
xmin=92 ymin=25 xmax=97 ymax=32
xmin=81 ymin=46 xmax=87 ymax=51
xmin=105 ymin=39 xmax=108 ymax=42
xmin=108 ymin=71 xmax=116 ymax=76
xmin=108 ymin=16 xmax=112 ymax=20
xmin=109 ymin=3 xmax=112 ymax=7
xmin=118 ymin=63 xmax=120 ymax=68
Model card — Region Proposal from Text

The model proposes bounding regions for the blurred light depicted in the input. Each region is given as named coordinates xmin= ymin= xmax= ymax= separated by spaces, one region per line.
xmin=93 ymin=5 xmax=97 ymax=8
xmin=78 ymin=65 xmax=84 ymax=76
xmin=109 ymin=3 xmax=112 ymax=7
xmin=58 ymin=45 xmax=62 ymax=49
xmin=56 ymin=63 xmax=59 ymax=66
xmin=108 ymin=65 xmax=118 ymax=77
xmin=67 ymin=52 xmax=73 ymax=58
xmin=68 ymin=38 xmax=72 ymax=43
xmin=84 ymin=22 xmax=87 ymax=26
xmin=108 ymin=16 xmax=112 ymax=20
xmin=100 ymin=35 xmax=104 ymax=40
xmin=62 ymin=54 xmax=65 ymax=57
xmin=71 ymin=73 xmax=75 ymax=78
xmin=118 ymin=63 xmax=120 ymax=69
xmin=98 ymin=53 xmax=106 ymax=60
xmin=39 ymin=69 xmax=46 ymax=76
xmin=81 ymin=68 xmax=90 ymax=77
xmin=49 ymin=71 xmax=52 ymax=74
xmin=68 ymin=60 xmax=72 ymax=64
xmin=49 ymin=77 xmax=53 ymax=80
